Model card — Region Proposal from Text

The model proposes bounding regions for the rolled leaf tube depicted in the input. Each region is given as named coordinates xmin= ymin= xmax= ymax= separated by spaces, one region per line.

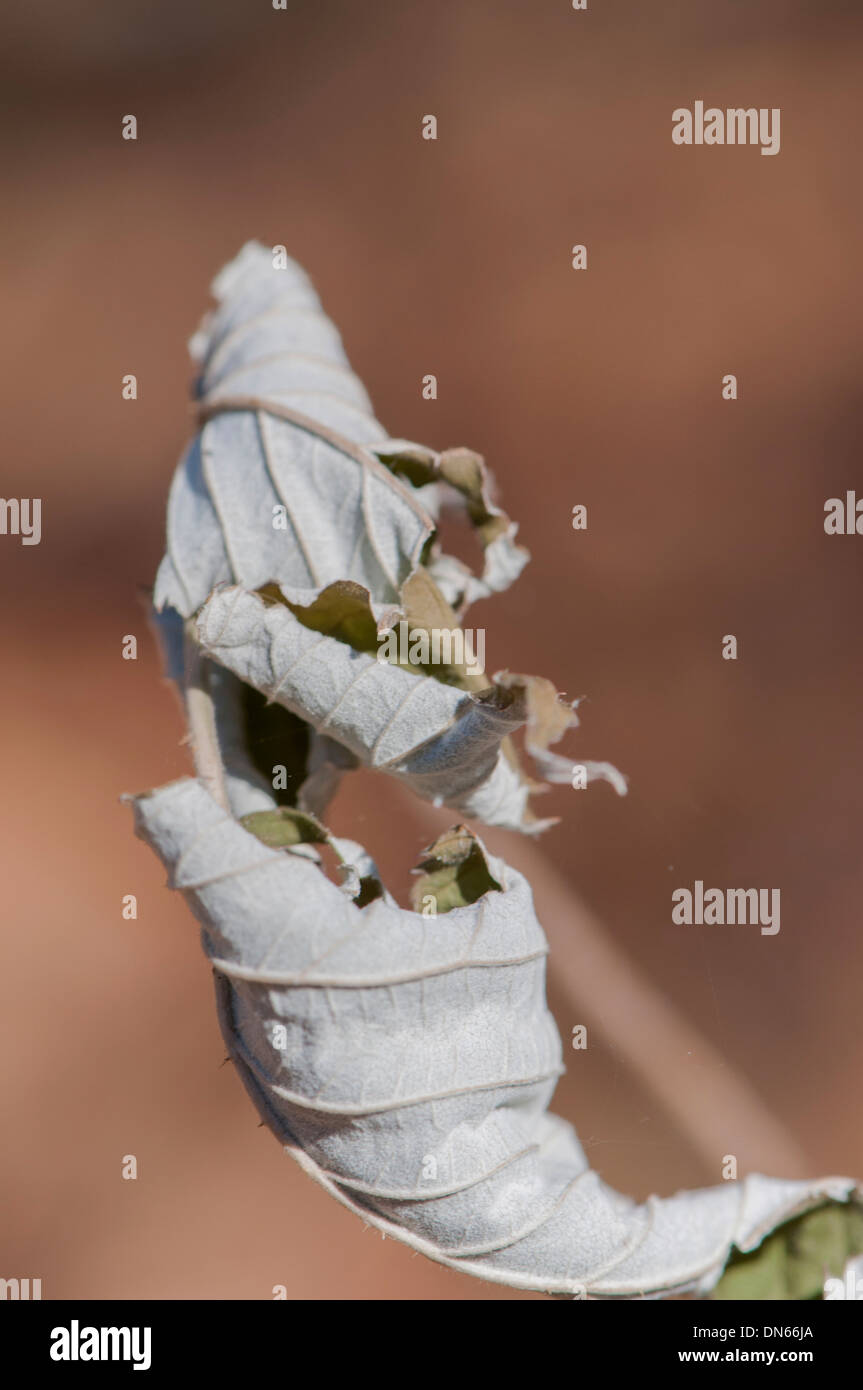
xmin=133 ymin=777 xmax=857 ymax=1298
xmin=132 ymin=243 xmax=861 ymax=1299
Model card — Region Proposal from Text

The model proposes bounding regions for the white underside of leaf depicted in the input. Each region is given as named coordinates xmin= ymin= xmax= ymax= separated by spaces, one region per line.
xmin=156 ymin=242 xmax=535 ymax=625
xmin=133 ymin=777 xmax=858 ymax=1298
xmin=156 ymin=243 xmax=433 ymax=619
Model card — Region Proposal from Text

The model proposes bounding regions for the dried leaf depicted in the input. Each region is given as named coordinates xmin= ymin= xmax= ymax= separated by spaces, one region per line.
xmin=130 ymin=243 xmax=860 ymax=1301
xmin=132 ymin=777 xmax=860 ymax=1298
xmin=373 ymin=438 xmax=530 ymax=607
xmin=155 ymin=242 xmax=522 ymax=624
xmin=196 ymin=584 xmax=539 ymax=831
xmin=155 ymin=244 xmax=432 ymax=619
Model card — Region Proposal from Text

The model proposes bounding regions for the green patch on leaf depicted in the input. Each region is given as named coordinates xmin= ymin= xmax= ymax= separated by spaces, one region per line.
xmin=712 ymin=1200 xmax=863 ymax=1300
xmin=241 ymin=805 xmax=385 ymax=909
xmin=399 ymin=568 xmax=488 ymax=692
xmin=259 ymin=579 xmax=380 ymax=653
xmin=260 ymin=570 xmax=489 ymax=694
xmin=240 ymin=806 xmax=328 ymax=849
xmin=410 ymin=825 xmax=502 ymax=914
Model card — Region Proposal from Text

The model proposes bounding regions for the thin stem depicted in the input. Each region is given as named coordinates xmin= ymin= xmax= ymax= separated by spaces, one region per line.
xmin=493 ymin=832 xmax=810 ymax=1178
xmin=400 ymin=790 xmax=808 ymax=1179
xmin=183 ymin=625 xmax=230 ymax=812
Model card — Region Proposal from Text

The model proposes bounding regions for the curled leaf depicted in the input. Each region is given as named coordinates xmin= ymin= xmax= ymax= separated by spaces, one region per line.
xmin=130 ymin=243 xmax=860 ymax=1301
xmin=155 ymin=242 xmax=432 ymax=619
xmin=132 ymin=777 xmax=860 ymax=1298
xmin=373 ymin=438 xmax=530 ymax=608
xmin=197 ymin=584 xmax=544 ymax=832
xmin=156 ymin=242 xmax=522 ymax=624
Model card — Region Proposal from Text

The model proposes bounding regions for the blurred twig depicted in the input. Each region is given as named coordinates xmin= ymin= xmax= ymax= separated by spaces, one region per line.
xmin=402 ymin=790 xmax=809 ymax=1179
xmin=183 ymin=630 xmax=230 ymax=812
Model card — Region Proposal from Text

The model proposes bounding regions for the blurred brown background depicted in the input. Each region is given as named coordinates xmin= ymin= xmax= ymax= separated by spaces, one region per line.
xmin=1 ymin=0 xmax=861 ymax=1300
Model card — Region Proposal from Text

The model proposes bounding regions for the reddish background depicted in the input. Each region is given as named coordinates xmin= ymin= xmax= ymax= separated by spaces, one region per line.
xmin=1 ymin=0 xmax=861 ymax=1299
